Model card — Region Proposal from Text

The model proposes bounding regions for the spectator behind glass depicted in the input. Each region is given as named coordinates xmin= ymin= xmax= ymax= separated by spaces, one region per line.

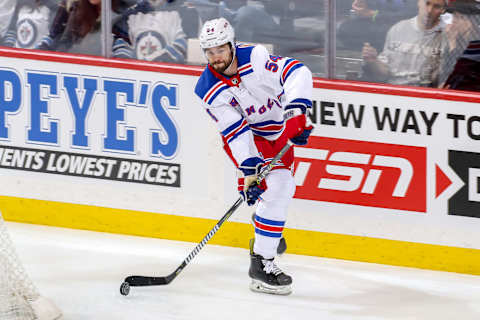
xmin=2 ymin=0 xmax=58 ymax=49
xmin=112 ymin=0 xmax=200 ymax=63
xmin=225 ymin=0 xmax=278 ymax=45
xmin=35 ymin=0 xmax=127 ymax=55
xmin=0 ymin=0 xmax=16 ymax=44
xmin=440 ymin=0 xmax=480 ymax=91
xmin=338 ymin=0 xmax=418 ymax=51
xmin=362 ymin=0 xmax=449 ymax=87
xmin=213 ymin=0 xmax=323 ymax=58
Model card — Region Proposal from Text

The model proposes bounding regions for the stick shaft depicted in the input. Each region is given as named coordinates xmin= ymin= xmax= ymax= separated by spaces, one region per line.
xmin=124 ymin=141 xmax=293 ymax=287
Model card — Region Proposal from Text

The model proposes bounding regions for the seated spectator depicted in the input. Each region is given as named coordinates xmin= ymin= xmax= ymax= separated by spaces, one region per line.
xmin=440 ymin=0 xmax=480 ymax=90
xmin=362 ymin=0 xmax=449 ymax=87
xmin=112 ymin=0 xmax=200 ymax=63
xmin=2 ymin=0 xmax=58 ymax=49
xmin=188 ymin=0 xmax=279 ymax=46
xmin=36 ymin=0 xmax=101 ymax=55
xmin=35 ymin=0 xmax=127 ymax=55
xmin=338 ymin=0 xmax=418 ymax=51
xmin=221 ymin=0 xmax=323 ymax=57
xmin=226 ymin=0 xmax=278 ymax=45
xmin=0 ymin=0 xmax=16 ymax=45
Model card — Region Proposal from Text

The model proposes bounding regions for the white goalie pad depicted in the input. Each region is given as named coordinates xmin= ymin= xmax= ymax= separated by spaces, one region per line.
xmin=31 ymin=296 xmax=63 ymax=320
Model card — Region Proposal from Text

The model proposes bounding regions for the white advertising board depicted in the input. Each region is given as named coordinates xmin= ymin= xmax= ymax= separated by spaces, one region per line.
xmin=0 ymin=52 xmax=227 ymax=218
xmin=280 ymin=83 xmax=480 ymax=249
xmin=1 ymin=49 xmax=479 ymax=253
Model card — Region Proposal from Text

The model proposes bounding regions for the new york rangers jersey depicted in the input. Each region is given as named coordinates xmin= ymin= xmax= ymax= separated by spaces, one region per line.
xmin=194 ymin=44 xmax=312 ymax=168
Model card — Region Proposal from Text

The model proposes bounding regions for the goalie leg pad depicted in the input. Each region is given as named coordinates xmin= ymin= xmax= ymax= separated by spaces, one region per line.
xmin=31 ymin=296 xmax=62 ymax=320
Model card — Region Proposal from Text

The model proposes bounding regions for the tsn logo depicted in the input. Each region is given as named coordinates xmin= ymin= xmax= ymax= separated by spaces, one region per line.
xmin=293 ymin=137 xmax=427 ymax=212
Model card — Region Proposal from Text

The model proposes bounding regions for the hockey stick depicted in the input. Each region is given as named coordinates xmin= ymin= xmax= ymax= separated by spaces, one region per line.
xmin=120 ymin=140 xmax=293 ymax=295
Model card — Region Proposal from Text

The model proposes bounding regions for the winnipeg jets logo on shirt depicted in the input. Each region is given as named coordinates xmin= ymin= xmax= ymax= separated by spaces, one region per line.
xmin=16 ymin=19 xmax=37 ymax=48
xmin=135 ymin=31 xmax=167 ymax=61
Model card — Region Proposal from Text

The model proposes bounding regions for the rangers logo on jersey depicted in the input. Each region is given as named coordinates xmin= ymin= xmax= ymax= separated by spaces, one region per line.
xmin=135 ymin=31 xmax=167 ymax=61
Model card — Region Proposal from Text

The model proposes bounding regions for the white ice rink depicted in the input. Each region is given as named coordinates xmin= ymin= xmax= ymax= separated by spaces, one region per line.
xmin=6 ymin=222 xmax=480 ymax=320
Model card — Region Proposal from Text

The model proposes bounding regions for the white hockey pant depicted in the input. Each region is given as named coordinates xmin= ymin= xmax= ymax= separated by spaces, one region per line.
xmin=253 ymin=169 xmax=295 ymax=259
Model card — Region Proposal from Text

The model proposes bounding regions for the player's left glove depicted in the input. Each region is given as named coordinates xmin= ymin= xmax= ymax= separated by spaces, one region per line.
xmin=237 ymin=157 xmax=267 ymax=206
xmin=283 ymin=107 xmax=314 ymax=145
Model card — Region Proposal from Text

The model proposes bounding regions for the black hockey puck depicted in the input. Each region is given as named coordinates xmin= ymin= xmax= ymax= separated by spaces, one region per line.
xmin=120 ymin=281 xmax=130 ymax=296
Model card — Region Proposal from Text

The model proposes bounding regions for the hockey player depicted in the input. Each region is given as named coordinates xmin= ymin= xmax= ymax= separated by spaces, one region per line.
xmin=194 ymin=17 xmax=313 ymax=295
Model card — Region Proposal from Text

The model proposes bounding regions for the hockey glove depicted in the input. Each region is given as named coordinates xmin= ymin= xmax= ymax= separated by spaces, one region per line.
xmin=283 ymin=109 xmax=314 ymax=146
xmin=238 ymin=157 xmax=267 ymax=206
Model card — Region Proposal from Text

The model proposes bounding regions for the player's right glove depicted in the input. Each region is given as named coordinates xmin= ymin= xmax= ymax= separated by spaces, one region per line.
xmin=237 ymin=157 xmax=267 ymax=206
xmin=283 ymin=107 xmax=314 ymax=146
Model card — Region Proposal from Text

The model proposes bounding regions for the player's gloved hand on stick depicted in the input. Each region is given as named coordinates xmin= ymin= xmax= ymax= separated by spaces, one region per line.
xmin=238 ymin=157 xmax=267 ymax=206
xmin=283 ymin=107 xmax=314 ymax=145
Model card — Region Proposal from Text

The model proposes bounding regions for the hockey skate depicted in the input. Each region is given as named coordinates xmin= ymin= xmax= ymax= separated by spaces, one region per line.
xmin=250 ymin=213 xmax=287 ymax=255
xmin=249 ymin=252 xmax=292 ymax=295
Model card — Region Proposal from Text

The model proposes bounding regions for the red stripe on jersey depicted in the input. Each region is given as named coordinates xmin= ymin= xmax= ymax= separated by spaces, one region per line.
xmin=254 ymin=221 xmax=284 ymax=233
xmin=282 ymin=60 xmax=300 ymax=82
xmin=224 ymin=119 xmax=249 ymax=142
xmin=204 ymin=81 xmax=225 ymax=103
xmin=238 ymin=64 xmax=252 ymax=72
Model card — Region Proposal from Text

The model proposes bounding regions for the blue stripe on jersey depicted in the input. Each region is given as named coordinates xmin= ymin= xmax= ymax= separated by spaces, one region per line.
xmin=250 ymin=119 xmax=284 ymax=136
xmin=255 ymin=229 xmax=283 ymax=238
xmin=252 ymin=119 xmax=284 ymax=127
xmin=239 ymin=68 xmax=253 ymax=77
xmin=236 ymin=44 xmax=254 ymax=68
xmin=280 ymin=58 xmax=304 ymax=86
xmin=227 ymin=125 xmax=250 ymax=143
xmin=293 ymin=98 xmax=313 ymax=107
xmin=250 ymin=129 xmax=281 ymax=137
xmin=207 ymin=85 xmax=229 ymax=104
xmin=284 ymin=62 xmax=303 ymax=81
xmin=255 ymin=215 xmax=285 ymax=226
xmin=285 ymin=98 xmax=313 ymax=113
xmin=221 ymin=118 xmax=244 ymax=136
xmin=222 ymin=118 xmax=250 ymax=144
xmin=194 ymin=68 xmax=223 ymax=105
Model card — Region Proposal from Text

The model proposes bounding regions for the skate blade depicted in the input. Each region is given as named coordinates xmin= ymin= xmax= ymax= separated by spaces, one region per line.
xmin=249 ymin=279 xmax=292 ymax=295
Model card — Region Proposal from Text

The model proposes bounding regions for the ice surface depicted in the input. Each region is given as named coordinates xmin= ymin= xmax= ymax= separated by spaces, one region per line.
xmin=6 ymin=222 xmax=480 ymax=320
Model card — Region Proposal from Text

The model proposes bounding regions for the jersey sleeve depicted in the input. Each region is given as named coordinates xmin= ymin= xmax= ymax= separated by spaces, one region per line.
xmin=281 ymin=60 xmax=313 ymax=114
xmin=206 ymin=100 xmax=261 ymax=168
xmin=250 ymin=45 xmax=313 ymax=115
xmin=194 ymin=74 xmax=262 ymax=170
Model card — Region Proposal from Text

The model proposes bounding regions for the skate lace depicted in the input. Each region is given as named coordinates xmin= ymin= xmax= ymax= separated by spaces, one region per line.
xmin=262 ymin=259 xmax=282 ymax=276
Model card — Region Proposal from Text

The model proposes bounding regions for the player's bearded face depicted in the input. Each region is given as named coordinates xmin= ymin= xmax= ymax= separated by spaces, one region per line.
xmin=205 ymin=44 xmax=233 ymax=73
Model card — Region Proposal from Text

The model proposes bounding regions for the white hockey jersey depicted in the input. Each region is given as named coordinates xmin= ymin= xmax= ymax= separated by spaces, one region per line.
xmin=16 ymin=5 xmax=51 ymax=49
xmin=194 ymin=44 xmax=312 ymax=168
xmin=127 ymin=10 xmax=186 ymax=62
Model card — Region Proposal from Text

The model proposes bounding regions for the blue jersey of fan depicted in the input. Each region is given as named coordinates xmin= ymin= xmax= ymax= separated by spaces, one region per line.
xmin=194 ymin=44 xmax=312 ymax=167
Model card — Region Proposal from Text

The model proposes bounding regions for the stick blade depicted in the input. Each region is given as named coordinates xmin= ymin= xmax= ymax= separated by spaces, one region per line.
xmin=125 ymin=275 xmax=170 ymax=286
